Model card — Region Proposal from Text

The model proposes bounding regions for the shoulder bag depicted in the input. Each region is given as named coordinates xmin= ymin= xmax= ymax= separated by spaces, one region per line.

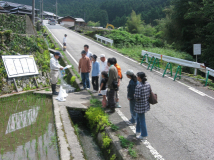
xmin=149 ymin=88 xmax=158 ymax=105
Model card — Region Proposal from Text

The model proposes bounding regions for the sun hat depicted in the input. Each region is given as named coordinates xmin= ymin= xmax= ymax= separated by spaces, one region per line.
xmin=124 ymin=69 xmax=134 ymax=76
xmin=99 ymin=54 xmax=105 ymax=58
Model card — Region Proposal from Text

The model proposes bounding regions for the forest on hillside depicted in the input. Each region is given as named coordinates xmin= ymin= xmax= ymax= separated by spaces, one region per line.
xmin=7 ymin=0 xmax=170 ymax=27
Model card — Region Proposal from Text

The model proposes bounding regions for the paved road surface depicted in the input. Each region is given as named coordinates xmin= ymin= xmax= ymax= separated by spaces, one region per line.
xmin=45 ymin=22 xmax=214 ymax=160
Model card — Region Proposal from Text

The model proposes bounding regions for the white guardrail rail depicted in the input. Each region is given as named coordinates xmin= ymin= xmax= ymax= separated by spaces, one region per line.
xmin=141 ymin=50 xmax=214 ymax=85
xmin=95 ymin=34 xmax=113 ymax=46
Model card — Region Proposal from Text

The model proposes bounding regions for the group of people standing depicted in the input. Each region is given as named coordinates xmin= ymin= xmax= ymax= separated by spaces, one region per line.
xmin=50 ymin=38 xmax=151 ymax=141
xmin=78 ymin=44 xmax=151 ymax=140
xmin=78 ymin=45 xmax=122 ymax=113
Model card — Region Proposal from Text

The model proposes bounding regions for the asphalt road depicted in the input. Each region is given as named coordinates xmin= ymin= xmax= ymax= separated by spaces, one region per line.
xmin=45 ymin=21 xmax=214 ymax=160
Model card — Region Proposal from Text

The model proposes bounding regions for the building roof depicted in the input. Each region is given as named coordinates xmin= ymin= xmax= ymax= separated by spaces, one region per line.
xmin=75 ymin=18 xmax=85 ymax=22
xmin=0 ymin=5 xmax=9 ymax=13
xmin=43 ymin=11 xmax=57 ymax=17
xmin=58 ymin=16 xmax=76 ymax=21
xmin=0 ymin=1 xmax=38 ymax=11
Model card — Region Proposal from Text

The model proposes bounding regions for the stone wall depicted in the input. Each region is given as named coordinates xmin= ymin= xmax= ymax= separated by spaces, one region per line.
xmin=0 ymin=71 xmax=51 ymax=95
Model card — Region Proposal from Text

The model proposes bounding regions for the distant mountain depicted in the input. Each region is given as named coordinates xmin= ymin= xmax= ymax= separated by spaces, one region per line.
xmin=6 ymin=0 xmax=171 ymax=27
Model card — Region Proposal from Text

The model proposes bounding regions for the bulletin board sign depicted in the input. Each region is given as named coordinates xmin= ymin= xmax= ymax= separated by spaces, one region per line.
xmin=2 ymin=55 xmax=39 ymax=78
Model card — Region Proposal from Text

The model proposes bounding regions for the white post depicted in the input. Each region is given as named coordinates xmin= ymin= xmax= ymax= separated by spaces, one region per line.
xmin=194 ymin=55 xmax=197 ymax=75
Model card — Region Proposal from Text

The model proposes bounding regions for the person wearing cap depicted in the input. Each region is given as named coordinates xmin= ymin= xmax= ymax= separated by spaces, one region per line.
xmin=99 ymin=54 xmax=109 ymax=96
xmin=50 ymin=52 xmax=64 ymax=95
xmin=63 ymin=34 xmax=67 ymax=51
xmin=91 ymin=54 xmax=100 ymax=93
xmin=84 ymin=44 xmax=93 ymax=60
xmin=78 ymin=50 xmax=91 ymax=90
xmin=125 ymin=69 xmax=138 ymax=125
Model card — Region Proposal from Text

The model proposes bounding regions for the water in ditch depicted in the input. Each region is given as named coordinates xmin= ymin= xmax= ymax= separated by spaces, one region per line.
xmin=0 ymin=93 xmax=59 ymax=160
xmin=68 ymin=109 xmax=105 ymax=160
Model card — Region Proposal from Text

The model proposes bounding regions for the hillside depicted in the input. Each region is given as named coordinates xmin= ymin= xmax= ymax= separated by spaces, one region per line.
xmin=7 ymin=0 xmax=170 ymax=26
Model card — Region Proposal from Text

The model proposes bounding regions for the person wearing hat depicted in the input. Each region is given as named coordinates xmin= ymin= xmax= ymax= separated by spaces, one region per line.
xmin=99 ymin=54 xmax=109 ymax=96
xmin=91 ymin=54 xmax=100 ymax=93
xmin=125 ymin=69 xmax=138 ymax=125
xmin=50 ymin=52 xmax=64 ymax=95
xmin=63 ymin=34 xmax=67 ymax=51
xmin=78 ymin=50 xmax=91 ymax=90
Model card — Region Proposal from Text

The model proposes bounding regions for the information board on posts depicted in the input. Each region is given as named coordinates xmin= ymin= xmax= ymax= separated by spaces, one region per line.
xmin=2 ymin=55 xmax=39 ymax=78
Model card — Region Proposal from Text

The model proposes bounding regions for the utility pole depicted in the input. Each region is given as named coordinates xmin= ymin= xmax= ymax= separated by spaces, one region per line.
xmin=55 ymin=0 xmax=57 ymax=20
xmin=41 ymin=0 xmax=43 ymax=23
xmin=32 ymin=0 xmax=35 ymax=25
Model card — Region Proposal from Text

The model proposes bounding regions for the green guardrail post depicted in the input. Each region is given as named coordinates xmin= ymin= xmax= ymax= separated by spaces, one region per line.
xmin=163 ymin=62 xmax=172 ymax=77
xmin=147 ymin=57 xmax=155 ymax=70
xmin=141 ymin=54 xmax=148 ymax=64
xmin=174 ymin=65 xmax=182 ymax=81
xmin=205 ymin=70 xmax=209 ymax=86
xmin=150 ymin=58 xmax=160 ymax=71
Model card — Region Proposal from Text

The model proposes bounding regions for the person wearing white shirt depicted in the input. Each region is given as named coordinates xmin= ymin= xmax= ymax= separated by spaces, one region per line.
xmin=98 ymin=54 xmax=109 ymax=96
xmin=63 ymin=34 xmax=67 ymax=51
xmin=50 ymin=52 xmax=64 ymax=95
xmin=84 ymin=44 xmax=93 ymax=60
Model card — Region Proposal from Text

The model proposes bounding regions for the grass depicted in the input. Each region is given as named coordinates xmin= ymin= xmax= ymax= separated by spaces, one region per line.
xmin=119 ymin=135 xmax=138 ymax=158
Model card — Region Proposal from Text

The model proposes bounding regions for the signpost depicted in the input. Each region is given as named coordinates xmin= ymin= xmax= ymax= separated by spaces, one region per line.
xmin=193 ymin=44 xmax=201 ymax=75
xmin=2 ymin=55 xmax=39 ymax=92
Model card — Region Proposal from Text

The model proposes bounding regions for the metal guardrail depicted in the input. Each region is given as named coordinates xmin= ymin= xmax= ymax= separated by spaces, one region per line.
xmin=142 ymin=50 xmax=200 ymax=68
xmin=95 ymin=34 xmax=113 ymax=46
xmin=141 ymin=50 xmax=214 ymax=85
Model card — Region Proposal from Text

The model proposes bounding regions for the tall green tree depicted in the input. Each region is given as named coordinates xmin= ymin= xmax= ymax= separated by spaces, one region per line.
xmin=126 ymin=10 xmax=144 ymax=34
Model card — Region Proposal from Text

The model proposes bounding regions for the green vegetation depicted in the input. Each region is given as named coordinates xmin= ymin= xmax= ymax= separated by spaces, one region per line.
xmin=70 ymin=76 xmax=76 ymax=86
xmin=85 ymin=98 xmax=110 ymax=132
xmin=110 ymin=123 xmax=119 ymax=131
xmin=87 ymin=21 xmax=101 ymax=27
xmin=119 ymin=135 xmax=137 ymax=158
xmin=0 ymin=14 xmax=26 ymax=34
xmin=9 ymin=0 xmax=169 ymax=26
xmin=101 ymin=132 xmax=112 ymax=148
xmin=110 ymin=154 xmax=116 ymax=160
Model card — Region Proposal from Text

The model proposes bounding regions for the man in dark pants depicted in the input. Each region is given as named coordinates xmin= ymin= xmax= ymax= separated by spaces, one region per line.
xmin=106 ymin=58 xmax=118 ymax=113
xmin=50 ymin=52 xmax=64 ymax=95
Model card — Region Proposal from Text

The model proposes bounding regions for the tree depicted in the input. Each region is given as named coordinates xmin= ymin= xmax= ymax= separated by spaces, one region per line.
xmin=126 ymin=10 xmax=144 ymax=34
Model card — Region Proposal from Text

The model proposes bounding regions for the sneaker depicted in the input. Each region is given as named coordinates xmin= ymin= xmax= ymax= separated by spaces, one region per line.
xmin=86 ymin=88 xmax=90 ymax=90
xmin=105 ymin=109 xmax=115 ymax=114
xmin=136 ymin=132 xmax=140 ymax=137
xmin=81 ymin=87 xmax=86 ymax=90
xmin=115 ymin=104 xmax=121 ymax=108
xmin=136 ymin=135 xmax=147 ymax=140
xmin=98 ymin=93 xmax=102 ymax=96
xmin=92 ymin=90 xmax=97 ymax=93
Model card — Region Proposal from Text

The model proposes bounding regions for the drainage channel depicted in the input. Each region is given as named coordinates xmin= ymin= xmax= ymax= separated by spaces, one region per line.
xmin=67 ymin=109 xmax=105 ymax=160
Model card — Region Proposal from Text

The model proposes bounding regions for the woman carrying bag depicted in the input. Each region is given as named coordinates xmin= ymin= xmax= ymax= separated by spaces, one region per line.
xmin=134 ymin=72 xmax=151 ymax=140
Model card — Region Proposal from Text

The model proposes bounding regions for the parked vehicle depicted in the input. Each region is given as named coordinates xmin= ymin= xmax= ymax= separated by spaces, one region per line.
xmin=49 ymin=19 xmax=56 ymax=25
xmin=48 ymin=18 xmax=52 ymax=24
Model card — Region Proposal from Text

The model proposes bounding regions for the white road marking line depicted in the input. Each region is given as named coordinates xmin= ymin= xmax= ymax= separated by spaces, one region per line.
xmin=188 ymin=87 xmax=206 ymax=96
xmin=116 ymin=109 xmax=165 ymax=160
xmin=45 ymin=25 xmax=78 ymax=65
xmin=45 ymin=24 xmax=213 ymax=159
